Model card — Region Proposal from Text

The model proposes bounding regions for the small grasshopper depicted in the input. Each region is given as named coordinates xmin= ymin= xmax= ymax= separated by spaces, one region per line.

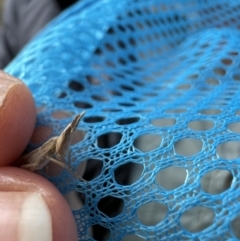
xmin=20 ymin=112 xmax=86 ymax=181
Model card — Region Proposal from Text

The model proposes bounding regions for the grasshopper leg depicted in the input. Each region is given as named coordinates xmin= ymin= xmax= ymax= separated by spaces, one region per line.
xmin=48 ymin=157 xmax=86 ymax=182
xmin=21 ymin=163 xmax=39 ymax=172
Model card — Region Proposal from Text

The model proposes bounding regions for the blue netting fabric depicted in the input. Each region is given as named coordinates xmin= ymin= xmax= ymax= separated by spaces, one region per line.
xmin=5 ymin=0 xmax=240 ymax=240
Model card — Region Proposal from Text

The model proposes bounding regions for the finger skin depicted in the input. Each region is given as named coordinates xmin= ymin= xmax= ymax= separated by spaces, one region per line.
xmin=0 ymin=71 xmax=36 ymax=165
xmin=0 ymin=71 xmax=78 ymax=240
xmin=0 ymin=167 xmax=78 ymax=241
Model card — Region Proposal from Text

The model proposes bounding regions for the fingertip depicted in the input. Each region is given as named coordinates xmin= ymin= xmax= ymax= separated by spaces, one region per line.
xmin=0 ymin=71 xmax=36 ymax=165
xmin=0 ymin=167 xmax=78 ymax=241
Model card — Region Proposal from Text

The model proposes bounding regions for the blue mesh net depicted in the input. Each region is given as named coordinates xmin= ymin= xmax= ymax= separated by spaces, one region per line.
xmin=5 ymin=0 xmax=240 ymax=240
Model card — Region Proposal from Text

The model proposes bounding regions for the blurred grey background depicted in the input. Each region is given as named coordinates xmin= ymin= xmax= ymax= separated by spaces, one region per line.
xmin=0 ymin=0 xmax=3 ymax=24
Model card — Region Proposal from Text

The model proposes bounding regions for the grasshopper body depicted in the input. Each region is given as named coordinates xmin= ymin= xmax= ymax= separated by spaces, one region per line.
xmin=20 ymin=112 xmax=86 ymax=180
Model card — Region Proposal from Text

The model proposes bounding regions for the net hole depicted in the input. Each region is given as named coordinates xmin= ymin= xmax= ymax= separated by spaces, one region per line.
xmin=92 ymin=95 xmax=109 ymax=102
xmin=177 ymin=84 xmax=191 ymax=90
xmin=187 ymin=74 xmax=199 ymax=79
xmin=94 ymin=47 xmax=102 ymax=55
xmin=213 ymin=67 xmax=226 ymax=76
xmin=98 ymin=196 xmax=124 ymax=217
xmin=221 ymin=58 xmax=233 ymax=65
xmin=120 ymin=84 xmax=135 ymax=91
xmin=201 ymin=169 xmax=232 ymax=194
xmin=118 ymin=58 xmax=127 ymax=65
xmin=83 ymin=116 xmax=105 ymax=123
xmin=134 ymin=134 xmax=162 ymax=152
xmin=156 ymin=166 xmax=187 ymax=190
xmin=188 ymin=120 xmax=214 ymax=131
xmin=217 ymin=141 xmax=240 ymax=160
xmin=118 ymin=102 xmax=135 ymax=107
xmin=82 ymin=158 xmax=103 ymax=181
xmin=51 ymin=110 xmax=73 ymax=119
xmin=151 ymin=118 xmax=176 ymax=127
xmin=68 ymin=80 xmax=84 ymax=91
xmin=36 ymin=104 xmax=46 ymax=113
xmin=137 ymin=202 xmax=168 ymax=226
xmin=108 ymin=90 xmax=123 ymax=96
xmin=180 ymin=206 xmax=215 ymax=232
xmin=105 ymin=43 xmax=115 ymax=52
xmin=86 ymin=75 xmax=100 ymax=85
xmin=233 ymin=74 xmax=240 ymax=81
xmin=132 ymin=97 xmax=146 ymax=102
xmin=206 ymin=77 xmax=220 ymax=85
xmin=102 ymin=108 xmax=122 ymax=112
xmin=114 ymin=162 xmax=143 ymax=185
xmin=74 ymin=101 xmax=93 ymax=109
xmin=55 ymin=91 xmax=67 ymax=98
xmin=97 ymin=132 xmax=122 ymax=149
xmin=199 ymin=108 xmax=222 ymax=115
xmin=144 ymin=92 xmax=158 ymax=97
xmin=228 ymin=122 xmax=240 ymax=133
xmin=165 ymin=108 xmax=186 ymax=114
xmin=228 ymin=51 xmax=238 ymax=56
xmin=132 ymin=80 xmax=145 ymax=86
xmin=174 ymin=138 xmax=202 ymax=157
xmin=90 ymin=224 xmax=110 ymax=241
xmin=231 ymin=216 xmax=240 ymax=239
xmin=116 ymin=117 xmax=140 ymax=125
xmin=118 ymin=40 xmax=126 ymax=49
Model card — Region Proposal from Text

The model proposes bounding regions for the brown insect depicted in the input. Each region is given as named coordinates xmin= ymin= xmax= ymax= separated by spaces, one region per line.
xmin=20 ymin=112 xmax=86 ymax=181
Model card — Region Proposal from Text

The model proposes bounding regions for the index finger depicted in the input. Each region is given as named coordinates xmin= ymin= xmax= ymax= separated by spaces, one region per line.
xmin=0 ymin=70 xmax=36 ymax=165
